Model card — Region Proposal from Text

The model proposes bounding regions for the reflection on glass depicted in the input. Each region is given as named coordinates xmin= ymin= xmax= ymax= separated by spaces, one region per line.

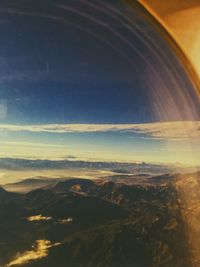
xmin=0 ymin=1 xmax=199 ymax=267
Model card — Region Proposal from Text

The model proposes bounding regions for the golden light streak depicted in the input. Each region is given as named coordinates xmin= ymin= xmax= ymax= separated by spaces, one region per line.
xmin=134 ymin=3 xmax=200 ymax=265
xmin=27 ymin=215 xmax=52 ymax=222
xmin=139 ymin=0 xmax=200 ymax=93
xmin=6 ymin=240 xmax=60 ymax=267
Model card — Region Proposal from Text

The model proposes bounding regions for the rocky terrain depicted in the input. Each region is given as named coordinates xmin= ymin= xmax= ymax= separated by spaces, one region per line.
xmin=1 ymin=172 xmax=200 ymax=267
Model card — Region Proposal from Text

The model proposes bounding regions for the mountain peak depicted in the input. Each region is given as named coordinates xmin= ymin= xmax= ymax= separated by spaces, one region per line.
xmin=0 ymin=186 xmax=7 ymax=193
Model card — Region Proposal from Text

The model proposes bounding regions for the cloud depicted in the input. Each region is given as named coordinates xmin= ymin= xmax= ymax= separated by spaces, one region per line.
xmin=27 ymin=215 xmax=52 ymax=222
xmin=0 ymin=121 xmax=200 ymax=140
xmin=58 ymin=217 xmax=73 ymax=224
xmin=0 ymin=141 xmax=68 ymax=148
xmin=6 ymin=240 xmax=60 ymax=267
xmin=27 ymin=214 xmax=73 ymax=224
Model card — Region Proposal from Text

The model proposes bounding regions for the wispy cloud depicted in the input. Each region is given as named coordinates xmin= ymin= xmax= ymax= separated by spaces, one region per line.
xmin=0 ymin=121 xmax=200 ymax=140
xmin=0 ymin=141 xmax=68 ymax=148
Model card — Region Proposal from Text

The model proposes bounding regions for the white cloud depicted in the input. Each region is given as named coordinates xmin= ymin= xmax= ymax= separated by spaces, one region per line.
xmin=0 ymin=121 xmax=199 ymax=140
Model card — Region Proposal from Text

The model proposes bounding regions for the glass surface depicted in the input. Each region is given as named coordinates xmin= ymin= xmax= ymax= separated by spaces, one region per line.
xmin=0 ymin=1 xmax=199 ymax=267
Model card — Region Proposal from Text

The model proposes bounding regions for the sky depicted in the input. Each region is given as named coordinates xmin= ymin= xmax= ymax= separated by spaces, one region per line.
xmin=0 ymin=0 xmax=200 ymax=166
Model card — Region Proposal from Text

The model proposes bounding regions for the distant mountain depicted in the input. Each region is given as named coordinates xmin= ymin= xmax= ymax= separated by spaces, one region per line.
xmin=98 ymin=173 xmax=152 ymax=185
xmin=0 ymin=157 xmax=172 ymax=174
xmin=52 ymin=178 xmax=97 ymax=194
xmin=3 ymin=178 xmax=60 ymax=193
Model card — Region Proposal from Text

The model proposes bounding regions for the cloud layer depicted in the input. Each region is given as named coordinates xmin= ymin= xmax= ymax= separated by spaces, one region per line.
xmin=0 ymin=121 xmax=200 ymax=140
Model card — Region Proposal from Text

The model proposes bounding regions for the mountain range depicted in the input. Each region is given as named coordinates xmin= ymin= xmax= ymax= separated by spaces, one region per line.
xmin=1 ymin=172 xmax=200 ymax=267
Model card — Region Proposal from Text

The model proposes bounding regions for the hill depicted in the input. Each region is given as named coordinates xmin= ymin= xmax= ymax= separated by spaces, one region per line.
xmin=1 ymin=173 xmax=200 ymax=267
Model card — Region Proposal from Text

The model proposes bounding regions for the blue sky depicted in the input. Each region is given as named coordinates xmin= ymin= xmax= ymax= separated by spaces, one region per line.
xmin=0 ymin=1 xmax=199 ymax=165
